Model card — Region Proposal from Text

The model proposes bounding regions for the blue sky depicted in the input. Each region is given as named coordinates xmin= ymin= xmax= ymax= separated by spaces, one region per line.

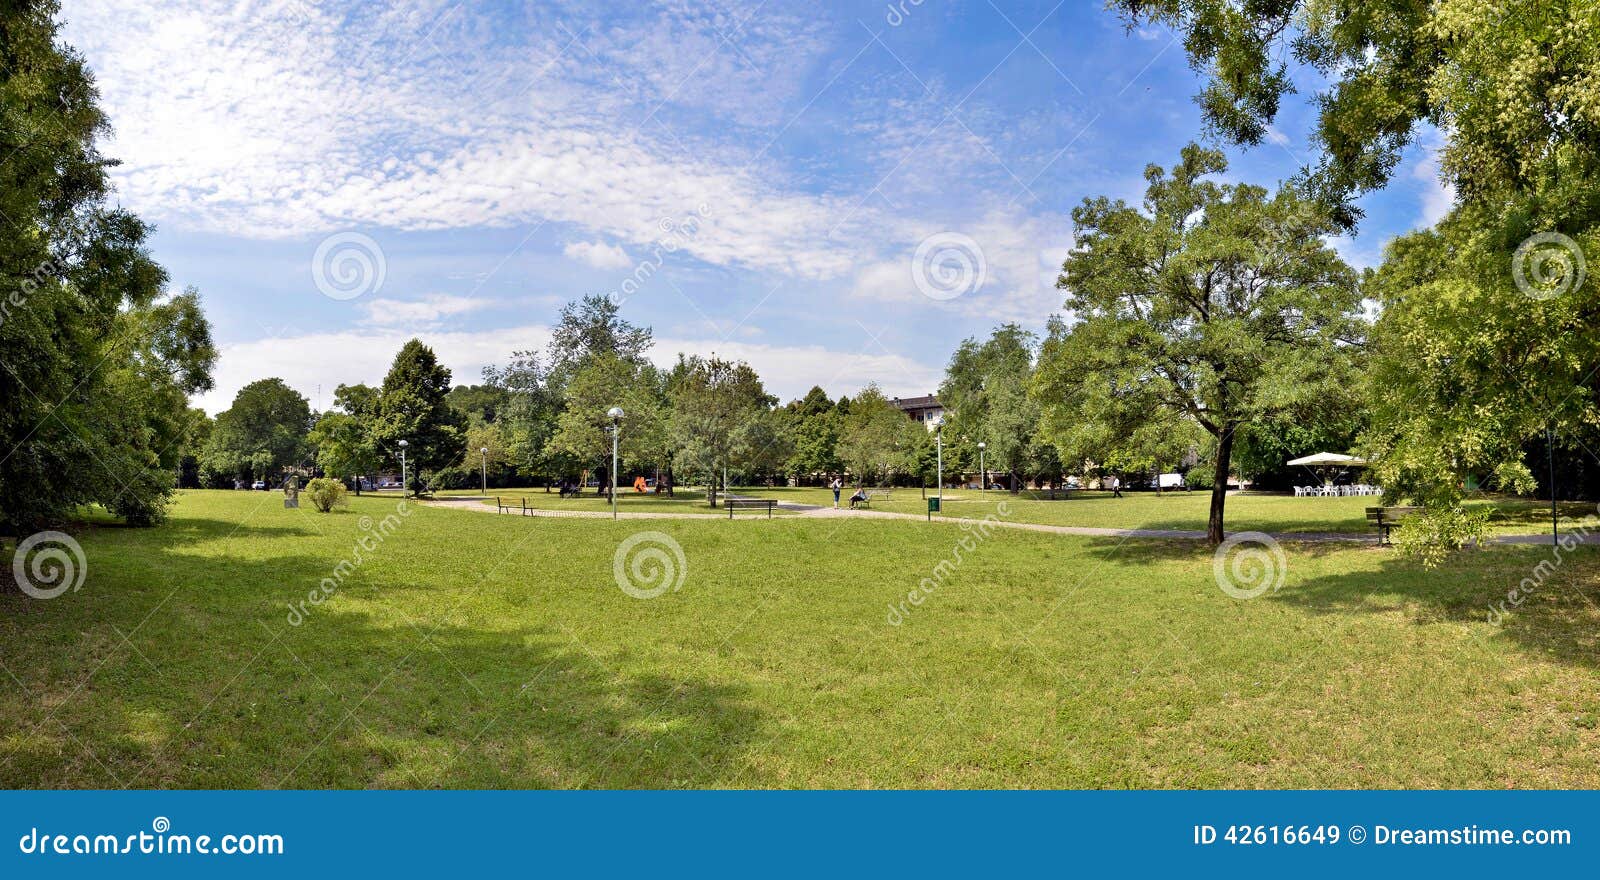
xmin=60 ymin=0 xmax=1449 ymax=413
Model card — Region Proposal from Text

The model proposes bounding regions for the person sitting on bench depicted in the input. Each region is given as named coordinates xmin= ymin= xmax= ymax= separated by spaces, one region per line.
xmin=849 ymin=488 xmax=868 ymax=508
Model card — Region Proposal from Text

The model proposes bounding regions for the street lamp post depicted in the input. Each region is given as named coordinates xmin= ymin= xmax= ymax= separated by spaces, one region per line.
xmin=480 ymin=446 xmax=488 ymax=494
xmin=607 ymin=406 xmax=625 ymax=520
xmin=934 ymin=417 xmax=944 ymax=504
xmin=977 ymin=441 xmax=986 ymax=491
xmin=397 ymin=440 xmax=408 ymax=498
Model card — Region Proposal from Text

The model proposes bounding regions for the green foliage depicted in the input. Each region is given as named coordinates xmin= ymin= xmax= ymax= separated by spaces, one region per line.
xmin=303 ymin=477 xmax=349 ymax=513
xmin=836 ymin=385 xmax=924 ymax=486
xmin=1034 ymin=144 xmax=1363 ymax=540
xmin=485 ymin=350 xmax=561 ymax=480
xmin=1110 ymin=0 xmax=1600 ymax=220
xmin=372 ymin=339 xmax=465 ymax=479
xmin=668 ymin=355 xmax=776 ymax=504
xmin=201 ymin=379 xmax=311 ymax=484
xmin=0 ymin=4 xmax=215 ymax=532
xmin=1392 ymin=507 xmax=1491 ymax=569
xmin=1361 ymin=204 xmax=1597 ymax=508
xmin=547 ymin=294 xmax=653 ymax=389
xmin=939 ymin=324 xmax=1052 ymax=488
xmin=550 ymin=355 xmax=667 ymax=475
xmin=783 ymin=387 xmax=842 ymax=479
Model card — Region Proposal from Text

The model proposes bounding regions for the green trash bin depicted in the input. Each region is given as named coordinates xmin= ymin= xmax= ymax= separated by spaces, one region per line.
xmin=927 ymin=497 xmax=941 ymax=519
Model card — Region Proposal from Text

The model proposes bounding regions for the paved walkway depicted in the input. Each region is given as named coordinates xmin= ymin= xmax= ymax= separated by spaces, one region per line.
xmin=420 ymin=496 xmax=1599 ymax=546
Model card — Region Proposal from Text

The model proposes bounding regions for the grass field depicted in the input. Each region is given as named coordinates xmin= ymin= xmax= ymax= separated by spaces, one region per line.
xmin=4 ymin=489 xmax=1600 ymax=789
xmin=740 ymin=487 xmax=1600 ymax=537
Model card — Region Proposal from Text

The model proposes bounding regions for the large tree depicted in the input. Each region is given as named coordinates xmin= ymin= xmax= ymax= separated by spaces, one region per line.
xmin=372 ymin=339 xmax=465 ymax=490
xmin=547 ymin=294 xmax=653 ymax=388
xmin=201 ymin=379 xmax=311 ymax=486
xmin=837 ymin=386 xmax=923 ymax=488
xmin=939 ymin=324 xmax=1050 ymax=493
xmin=548 ymin=355 xmax=667 ymax=490
xmin=669 ymin=355 xmax=775 ymax=507
xmin=1035 ymin=145 xmax=1363 ymax=543
xmin=782 ymin=386 xmax=843 ymax=483
xmin=0 ymin=2 xmax=215 ymax=532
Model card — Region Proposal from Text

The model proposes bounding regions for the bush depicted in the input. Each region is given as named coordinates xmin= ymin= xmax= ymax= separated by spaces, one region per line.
xmin=304 ymin=477 xmax=349 ymax=513
xmin=1392 ymin=506 xmax=1491 ymax=568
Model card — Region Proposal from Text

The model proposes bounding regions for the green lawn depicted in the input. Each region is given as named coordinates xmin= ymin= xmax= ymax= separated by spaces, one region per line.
xmin=741 ymin=486 xmax=1600 ymax=537
xmin=4 ymin=489 xmax=1600 ymax=788
xmin=432 ymin=486 xmax=802 ymax=516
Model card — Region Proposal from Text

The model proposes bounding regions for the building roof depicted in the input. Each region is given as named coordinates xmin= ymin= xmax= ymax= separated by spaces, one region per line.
xmin=890 ymin=394 xmax=941 ymax=410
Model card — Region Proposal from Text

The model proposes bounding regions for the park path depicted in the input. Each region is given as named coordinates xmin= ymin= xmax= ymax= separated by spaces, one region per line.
xmin=419 ymin=496 xmax=1598 ymax=546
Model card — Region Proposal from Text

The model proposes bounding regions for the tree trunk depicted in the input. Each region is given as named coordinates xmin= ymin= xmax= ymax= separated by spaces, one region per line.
xmin=1208 ymin=427 xmax=1235 ymax=545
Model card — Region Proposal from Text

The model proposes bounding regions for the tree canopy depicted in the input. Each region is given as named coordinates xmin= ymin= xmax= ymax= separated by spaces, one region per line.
xmin=1035 ymin=144 xmax=1364 ymax=542
xmin=0 ymin=1 xmax=215 ymax=531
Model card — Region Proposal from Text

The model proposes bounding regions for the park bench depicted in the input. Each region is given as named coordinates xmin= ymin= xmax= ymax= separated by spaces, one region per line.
xmin=725 ymin=498 xmax=778 ymax=519
xmin=1366 ymin=506 xmax=1421 ymax=544
xmin=496 ymin=497 xmax=537 ymax=516
xmin=558 ymin=485 xmax=582 ymax=499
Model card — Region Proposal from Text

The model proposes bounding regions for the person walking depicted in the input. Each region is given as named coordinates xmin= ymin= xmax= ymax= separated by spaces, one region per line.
xmin=829 ymin=476 xmax=842 ymax=508
xmin=1109 ymin=474 xmax=1123 ymax=498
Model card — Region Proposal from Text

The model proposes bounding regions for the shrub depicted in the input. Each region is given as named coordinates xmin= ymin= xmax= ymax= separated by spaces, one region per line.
xmin=1392 ymin=506 xmax=1491 ymax=568
xmin=304 ymin=477 xmax=348 ymax=513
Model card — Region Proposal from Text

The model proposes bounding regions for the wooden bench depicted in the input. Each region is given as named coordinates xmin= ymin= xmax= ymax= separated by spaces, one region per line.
xmin=726 ymin=498 xmax=778 ymax=519
xmin=1366 ymin=506 xmax=1421 ymax=544
xmin=496 ymin=497 xmax=532 ymax=516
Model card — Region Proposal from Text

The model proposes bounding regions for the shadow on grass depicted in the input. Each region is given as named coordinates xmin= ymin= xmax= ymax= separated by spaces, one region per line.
xmin=1269 ymin=545 xmax=1600 ymax=673
xmin=0 ymin=509 xmax=760 ymax=790
xmin=1068 ymin=532 xmax=1600 ymax=673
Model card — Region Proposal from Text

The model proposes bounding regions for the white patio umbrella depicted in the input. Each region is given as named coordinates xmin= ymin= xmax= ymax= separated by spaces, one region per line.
xmin=1285 ymin=452 xmax=1368 ymax=466
xmin=1287 ymin=452 xmax=1369 ymax=492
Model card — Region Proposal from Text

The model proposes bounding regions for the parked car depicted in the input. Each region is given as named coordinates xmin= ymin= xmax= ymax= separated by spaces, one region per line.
xmin=250 ymin=480 xmax=267 ymax=490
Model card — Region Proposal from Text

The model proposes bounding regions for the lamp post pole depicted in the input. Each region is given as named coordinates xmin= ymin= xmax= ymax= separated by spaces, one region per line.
xmin=480 ymin=446 xmax=488 ymax=494
xmin=935 ymin=420 xmax=944 ymax=504
xmin=978 ymin=441 xmax=986 ymax=491
xmin=607 ymin=407 xmax=625 ymax=520
xmin=397 ymin=440 xmax=408 ymax=498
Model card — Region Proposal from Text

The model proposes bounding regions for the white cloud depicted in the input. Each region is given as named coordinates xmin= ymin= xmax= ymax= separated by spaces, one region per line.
xmin=1413 ymin=131 xmax=1457 ymax=228
xmin=361 ymin=294 xmax=490 ymax=325
xmin=197 ymin=325 xmax=944 ymax=414
xmin=195 ymin=325 xmax=554 ymax=414
xmin=563 ymin=240 xmax=632 ymax=270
